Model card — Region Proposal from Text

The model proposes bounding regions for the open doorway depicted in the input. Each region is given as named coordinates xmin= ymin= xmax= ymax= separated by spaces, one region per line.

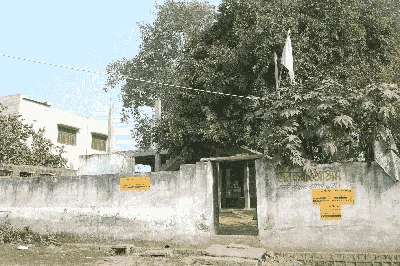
xmin=213 ymin=160 xmax=258 ymax=236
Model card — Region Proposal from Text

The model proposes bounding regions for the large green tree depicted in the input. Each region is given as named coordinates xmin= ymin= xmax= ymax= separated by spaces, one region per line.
xmin=105 ymin=0 xmax=217 ymax=155
xmin=172 ymin=0 xmax=400 ymax=166
xmin=107 ymin=0 xmax=400 ymax=167
xmin=0 ymin=104 xmax=67 ymax=168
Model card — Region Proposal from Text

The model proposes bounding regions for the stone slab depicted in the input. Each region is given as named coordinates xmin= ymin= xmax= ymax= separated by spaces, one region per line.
xmin=192 ymin=256 xmax=260 ymax=266
xmin=204 ymin=244 xmax=266 ymax=260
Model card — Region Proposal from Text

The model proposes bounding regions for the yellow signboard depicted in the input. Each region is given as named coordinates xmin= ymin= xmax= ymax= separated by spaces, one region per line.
xmin=312 ymin=189 xmax=354 ymax=220
xmin=120 ymin=176 xmax=150 ymax=191
xmin=319 ymin=203 xmax=343 ymax=220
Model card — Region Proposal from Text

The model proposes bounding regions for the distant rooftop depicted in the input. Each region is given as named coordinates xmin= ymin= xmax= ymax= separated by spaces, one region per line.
xmin=1 ymin=93 xmax=93 ymax=119
xmin=0 ymin=93 xmax=51 ymax=107
xmin=22 ymin=97 xmax=52 ymax=107
xmin=21 ymin=95 xmax=91 ymax=118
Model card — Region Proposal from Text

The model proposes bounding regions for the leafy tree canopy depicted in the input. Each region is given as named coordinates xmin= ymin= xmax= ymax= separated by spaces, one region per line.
xmin=0 ymin=104 xmax=67 ymax=168
xmin=107 ymin=0 xmax=400 ymax=168
xmin=105 ymin=0 xmax=218 ymax=159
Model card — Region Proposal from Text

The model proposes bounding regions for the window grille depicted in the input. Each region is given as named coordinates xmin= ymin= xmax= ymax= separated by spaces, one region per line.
xmin=57 ymin=125 xmax=78 ymax=146
xmin=91 ymin=133 xmax=107 ymax=151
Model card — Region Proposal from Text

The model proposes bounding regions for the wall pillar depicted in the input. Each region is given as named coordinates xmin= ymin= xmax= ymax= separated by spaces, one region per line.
xmin=244 ymin=161 xmax=251 ymax=209
xmin=155 ymin=153 xmax=161 ymax=172
xmin=131 ymin=156 xmax=136 ymax=173
xmin=217 ymin=162 xmax=222 ymax=211
xmin=226 ymin=169 xmax=231 ymax=198
xmin=210 ymin=162 xmax=219 ymax=234
xmin=150 ymin=164 xmax=155 ymax=172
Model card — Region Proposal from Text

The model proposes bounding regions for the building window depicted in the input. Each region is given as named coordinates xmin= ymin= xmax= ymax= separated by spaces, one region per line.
xmin=57 ymin=125 xmax=78 ymax=146
xmin=91 ymin=133 xmax=107 ymax=151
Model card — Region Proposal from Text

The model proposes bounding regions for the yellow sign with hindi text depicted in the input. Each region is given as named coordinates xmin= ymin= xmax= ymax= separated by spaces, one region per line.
xmin=120 ymin=176 xmax=150 ymax=191
xmin=312 ymin=189 xmax=354 ymax=220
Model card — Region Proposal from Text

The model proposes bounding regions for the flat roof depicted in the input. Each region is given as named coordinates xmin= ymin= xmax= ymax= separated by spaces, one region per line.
xmin=1 ymin=94 xmax=111 ymax=121
xmin=200 ymin=154 xmax=264 ymax=162
xmin=22 ymin=97 xmax=51 ymax=107
xmin=114 ymin=149 xmax=169 ymax=157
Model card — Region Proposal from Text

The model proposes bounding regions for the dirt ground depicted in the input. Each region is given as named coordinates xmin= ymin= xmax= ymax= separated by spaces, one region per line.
xmin=0 ymin=243 xmax=107 ymax=266
xmin=95 ymin=255 xmax=211 ymax=266
xmin=0 ymin=243 xmax=185 ymax=266
xmin=0 ymin=243 xmax=256 ymax=266
xmin=218 ymin=209 xmax=258 ymax=236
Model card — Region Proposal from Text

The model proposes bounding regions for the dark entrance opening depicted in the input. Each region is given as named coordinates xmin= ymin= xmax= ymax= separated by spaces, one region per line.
xmin=213 ymin=160 xmax=258 ymax=236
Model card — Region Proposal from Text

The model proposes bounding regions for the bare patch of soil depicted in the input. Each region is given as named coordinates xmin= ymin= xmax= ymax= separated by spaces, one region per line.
xmin=0 ymin=243 xmax=106 ymax=266
xmin=218 ymin=209 xmax=258 ymax=236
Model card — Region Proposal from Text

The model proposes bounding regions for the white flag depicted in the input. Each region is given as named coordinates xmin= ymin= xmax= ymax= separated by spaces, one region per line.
xmin=374 ymin=128 xmax=400 ymax=182
xmin=281 ymin=29 xmax=295 ymax=84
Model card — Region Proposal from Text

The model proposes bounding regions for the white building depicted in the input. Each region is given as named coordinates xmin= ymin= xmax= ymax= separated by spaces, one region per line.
xmin=0 ymin=94 xmax=113 ymax=170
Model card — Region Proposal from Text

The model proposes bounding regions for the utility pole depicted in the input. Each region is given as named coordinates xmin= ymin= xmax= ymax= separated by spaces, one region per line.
xmin=154 ymin=99 xmax=162 ymax=172
xmin=107 ymin=103 xmax=114 ymax=154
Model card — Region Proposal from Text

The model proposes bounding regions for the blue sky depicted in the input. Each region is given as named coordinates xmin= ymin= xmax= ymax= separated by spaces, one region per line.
xmin=0 ymin=0 xmax=221 ymax=152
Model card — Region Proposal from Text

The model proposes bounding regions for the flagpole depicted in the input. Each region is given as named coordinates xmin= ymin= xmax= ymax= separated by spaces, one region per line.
xmin=278 ymin=63 xmax=284 ymax=99
xmin=274 ymin=52 xmax=280 ymax=98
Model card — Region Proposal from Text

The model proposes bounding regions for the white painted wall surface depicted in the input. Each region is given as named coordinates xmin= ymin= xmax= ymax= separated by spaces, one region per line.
xmin=0 ymin=94 xmax=109 ymax=170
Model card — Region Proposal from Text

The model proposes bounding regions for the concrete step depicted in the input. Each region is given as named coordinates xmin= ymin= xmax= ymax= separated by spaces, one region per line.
xmin=204 ymin=244 xmax=266 ymax=261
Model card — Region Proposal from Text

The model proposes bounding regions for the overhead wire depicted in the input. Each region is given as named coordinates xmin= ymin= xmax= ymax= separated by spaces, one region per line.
xmin=0 ymin=54 xmax=264 ymax=101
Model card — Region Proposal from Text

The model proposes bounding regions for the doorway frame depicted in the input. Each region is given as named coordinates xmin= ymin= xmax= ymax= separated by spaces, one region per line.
xmin=206 ymin=155 xmax=262 ymax=236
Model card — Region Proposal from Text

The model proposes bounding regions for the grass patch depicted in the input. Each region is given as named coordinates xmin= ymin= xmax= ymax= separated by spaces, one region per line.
xmin=0 ymin=221 xmax=59 ymax=246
